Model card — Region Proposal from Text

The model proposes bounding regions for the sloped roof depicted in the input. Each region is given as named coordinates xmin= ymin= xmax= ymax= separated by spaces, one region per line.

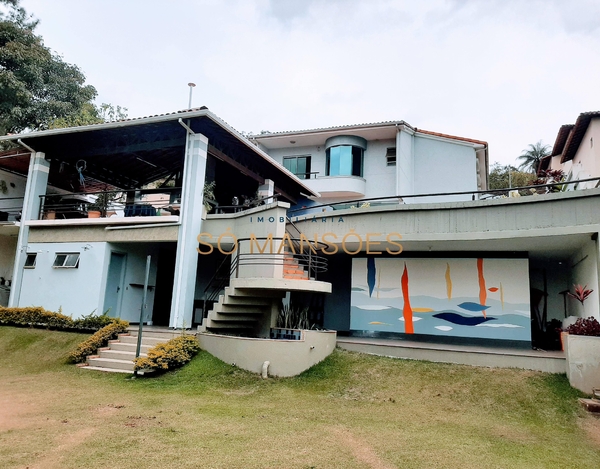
xmin=553 ymin=111 xmax=600 ymax=163
xmin=0 ymin=108 xmax=317 ymax=200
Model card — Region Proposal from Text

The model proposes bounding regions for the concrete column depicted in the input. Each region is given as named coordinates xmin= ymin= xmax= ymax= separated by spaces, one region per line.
xmin=169 ymin=134 xmax=208 ymax=328
xmin=396 ymin=126 xmax=415 ymax=198
xmin=9 ymin=152 xmax=49 ymax=306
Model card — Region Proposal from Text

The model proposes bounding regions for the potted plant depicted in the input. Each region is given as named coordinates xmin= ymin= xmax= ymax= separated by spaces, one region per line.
xmin=563 ymin=315 xmax=600 ymax=393
xmin=88 ymin=190 xmax=121 ymax=218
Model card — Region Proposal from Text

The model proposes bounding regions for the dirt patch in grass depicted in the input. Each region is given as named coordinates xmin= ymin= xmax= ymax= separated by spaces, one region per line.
xmin=330 ymin=425 xmax=396 ymax=469
xmin=0 ymin=388 xmax=39 ymax=431
xmin=580 ymin=415 xmax=600 ymax=448
xmin=28 ymin=427 xmax=96 ymax=469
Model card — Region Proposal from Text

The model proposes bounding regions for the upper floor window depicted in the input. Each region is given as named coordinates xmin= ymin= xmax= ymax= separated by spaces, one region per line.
xmin=24 ymin=253 xmax=37 ymax=269
xmin=326 ymin=145 xmax=363 ymax=177
xmin=283 ymin=156 xmax=311 ymax=179
xmin=53 ymin=252 xmax=80 ymax=268
xmin=386 ymin=147 xmax=397 ymax=166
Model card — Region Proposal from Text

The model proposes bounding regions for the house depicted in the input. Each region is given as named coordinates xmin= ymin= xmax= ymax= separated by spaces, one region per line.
xmin=539 ymin=111 xmax=600 ymax=189
xmin=2 ymin=108 xmax=599 ymax=375
xmin=250 ymin=122 xmax=489 ymax=206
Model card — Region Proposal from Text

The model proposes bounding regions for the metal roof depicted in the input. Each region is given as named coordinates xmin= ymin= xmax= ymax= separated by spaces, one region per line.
xmin=0 ymin=108 xmax=317 ymax=200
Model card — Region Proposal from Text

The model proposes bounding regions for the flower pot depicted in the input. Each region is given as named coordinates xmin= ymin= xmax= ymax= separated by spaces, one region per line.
xmin=87 ymin=210 xmax=101 ymax=218
xmin=563 ymin=333 xmax=600 ymax=393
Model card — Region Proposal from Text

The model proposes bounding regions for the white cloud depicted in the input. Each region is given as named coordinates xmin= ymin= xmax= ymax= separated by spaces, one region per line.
xmin=19 ymin=0 xmax=600 ymax=165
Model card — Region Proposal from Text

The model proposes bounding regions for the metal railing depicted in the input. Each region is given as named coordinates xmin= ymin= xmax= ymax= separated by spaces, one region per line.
xmin=287 ymin=175 xmax=600 ymax=215
xmin=201 ymin=236 xmax=329 ymax=320
xmin=0 ymin=196 xmax=24 ymax=222
xmin=38 ymin=187 xmax=183 ymax=220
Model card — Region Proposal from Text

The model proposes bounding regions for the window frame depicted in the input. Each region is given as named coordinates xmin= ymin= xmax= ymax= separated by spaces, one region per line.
xmin=24 ymin=253 xmax=37 ymax=269
xmin=386 ymin=147 xmax=397 ymax=166
xmin=282 ymin=155 xmax=312 ymax=179
xmin=325 ymin=145 xmax=363 ymax=177
xmin=52 ymin=252 xmax=80 ymax=269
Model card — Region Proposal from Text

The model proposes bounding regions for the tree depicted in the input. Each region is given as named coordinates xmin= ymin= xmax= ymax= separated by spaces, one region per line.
xmin=488 ymin=162 xmax=536 ymax=190
xmin=517 ymin=140 xmax=550 ymax=173
xmin=0 ymin=0 xmax=98 ymax=135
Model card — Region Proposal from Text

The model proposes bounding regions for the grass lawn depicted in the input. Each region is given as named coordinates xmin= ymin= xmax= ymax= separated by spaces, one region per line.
xmin=1 ymin=326 xmax=599 ymax=469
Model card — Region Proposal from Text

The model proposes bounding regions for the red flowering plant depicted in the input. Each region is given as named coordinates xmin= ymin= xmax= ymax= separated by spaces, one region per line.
xmin=568 ymin=284 xmax=593 ymax=305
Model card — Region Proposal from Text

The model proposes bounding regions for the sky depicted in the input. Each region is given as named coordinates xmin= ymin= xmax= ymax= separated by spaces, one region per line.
xmin=18 ymin=0 xmax=600 ymax=166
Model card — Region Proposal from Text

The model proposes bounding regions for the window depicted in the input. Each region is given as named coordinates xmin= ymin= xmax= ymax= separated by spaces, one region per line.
xmin=326 ymin=145 xmax=363 ymax=177
xmin=283 ymin=156 xmax=311 ymax=179
xmin=386 ymin=147 xmax=396 ymax=166
xmin=24 ymin=253 xmax=37 ymax=269
xmin=53 ymin=252 xmax=80 ymax=268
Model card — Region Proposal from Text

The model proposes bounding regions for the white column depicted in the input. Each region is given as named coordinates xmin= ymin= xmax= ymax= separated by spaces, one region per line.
xmin=169 ymin=134 xmax=208 ymax=328
xmin=9 ymin=152 xmax=49 ymax=306
xmin=396 ymin=126 xmax=415 ymax=198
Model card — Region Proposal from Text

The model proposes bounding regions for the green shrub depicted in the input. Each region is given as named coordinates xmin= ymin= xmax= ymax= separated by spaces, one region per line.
xmin=72 ymin=310 xmax=114 ymax=330
xmin=0 ymin=306 xmax=74 ymax=329
xmin=134 ymin=335 xmax=200 ymax=372
xmin=0 ymin=306 xmax=115 ymax=331
xmin=68 ymin=320 xmax=129 ymax=363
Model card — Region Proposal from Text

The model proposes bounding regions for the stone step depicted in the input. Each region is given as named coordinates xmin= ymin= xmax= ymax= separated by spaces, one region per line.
xmin=86 ymin=356 xmax=135 ymax=372
xmin=99 ymin=349 xmax=146 ymax=361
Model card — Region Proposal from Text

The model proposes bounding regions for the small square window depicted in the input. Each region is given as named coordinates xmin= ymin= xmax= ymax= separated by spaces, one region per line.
xmin=24 ymin=253 xmax=37 ymax=269
xmin=386 ymin=148 xmax=397 ymax=166
xmin=53 ymin=252 xmax=80 ymax=268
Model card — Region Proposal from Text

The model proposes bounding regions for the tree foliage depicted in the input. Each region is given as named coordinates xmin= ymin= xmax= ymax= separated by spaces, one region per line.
xmin=517 ymin=140 xmax=550 ymax=173
xmin=0 ymin=0 xmax=101 ymax=135
xmin=488 ymin=162 xmax=536 ymax=190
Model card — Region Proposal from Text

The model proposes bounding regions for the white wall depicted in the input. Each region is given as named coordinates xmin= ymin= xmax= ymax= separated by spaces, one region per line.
xmin=412 ymin=136 xmax=477 ymax=203
xmin=570 ymin=119 xmax=600 ymax=187
xmin=569 ymin=239 xmax=599 ymax=319
xmin=19 ymin=242 xmax=108 ymax=318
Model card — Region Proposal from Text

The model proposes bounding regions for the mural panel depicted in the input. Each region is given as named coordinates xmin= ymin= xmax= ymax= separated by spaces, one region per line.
xmin=351 ymin=258 xmax=531 ymax=342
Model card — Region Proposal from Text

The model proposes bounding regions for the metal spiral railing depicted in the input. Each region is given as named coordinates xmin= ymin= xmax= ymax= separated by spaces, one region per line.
xmin=200 ymin=235 xmax=329 ymax=321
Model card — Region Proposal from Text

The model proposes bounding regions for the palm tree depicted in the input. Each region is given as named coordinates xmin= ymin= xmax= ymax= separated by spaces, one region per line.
xmin=517 ymin=141 xmax=550 ymax=173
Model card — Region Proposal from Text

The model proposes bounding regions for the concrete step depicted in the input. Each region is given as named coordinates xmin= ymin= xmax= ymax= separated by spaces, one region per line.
xmin=207 ymin=314 xmax=259 ymax=323
xmin=125 ymin=329 xmax=184 ymax=340
xmin=108 ymin=342 xmax=152 ymax=353
xmin=221 ymin=295 xmax=272 ymax=306
xmin=99 ymin=349 xmax=146 ymax=361
xmin=206 ymin=321 xmax=254 ymax=329
xmin=80 ymin=365 xmax=135 ymax=374
xmin=213 ymin=304 xmax=267 ymax=314
xmin=86 ymin=356 xmax=135 ymax=372
xmin=117 ymin=334 xmax=169 ymax=346
xmin=226 ymin=286 xmax=286 ymax=298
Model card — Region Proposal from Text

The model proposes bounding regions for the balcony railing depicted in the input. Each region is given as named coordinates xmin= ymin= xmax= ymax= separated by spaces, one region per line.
xmin=38 ymin=188 xmax=183 ymax=220
xmin=0 ymin=196 xmax=24 ymax=222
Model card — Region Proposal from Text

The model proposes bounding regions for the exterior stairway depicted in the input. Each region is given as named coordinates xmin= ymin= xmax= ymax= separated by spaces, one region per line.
xmin=283 ymin=252 xmax=309 ymax=280
xmin=200 ymin=284 xmax=284 ymax=336
xmin=80 ymin=328 xmax=185 ymax=373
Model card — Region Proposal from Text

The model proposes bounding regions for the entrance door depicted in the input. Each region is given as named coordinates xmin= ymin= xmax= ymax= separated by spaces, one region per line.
xmin=104 ymin=252 xmax=126 ymax=318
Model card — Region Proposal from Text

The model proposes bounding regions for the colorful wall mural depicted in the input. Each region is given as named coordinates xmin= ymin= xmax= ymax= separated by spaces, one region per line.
xmin=351 ymin=258 xmax=531 ymax=342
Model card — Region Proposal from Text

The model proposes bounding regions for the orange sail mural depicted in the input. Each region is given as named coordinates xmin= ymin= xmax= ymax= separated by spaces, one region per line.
xmin=477 ymin=258 xmax=487 ymax=318
xmin=401 ymin=263 xmax=414 ymax=334
xmin=445 ymin=262 xmax=452 ymax=300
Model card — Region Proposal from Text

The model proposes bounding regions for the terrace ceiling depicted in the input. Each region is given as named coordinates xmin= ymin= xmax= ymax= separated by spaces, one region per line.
xmin=0 ymin=109 xmax=315 ymax=202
